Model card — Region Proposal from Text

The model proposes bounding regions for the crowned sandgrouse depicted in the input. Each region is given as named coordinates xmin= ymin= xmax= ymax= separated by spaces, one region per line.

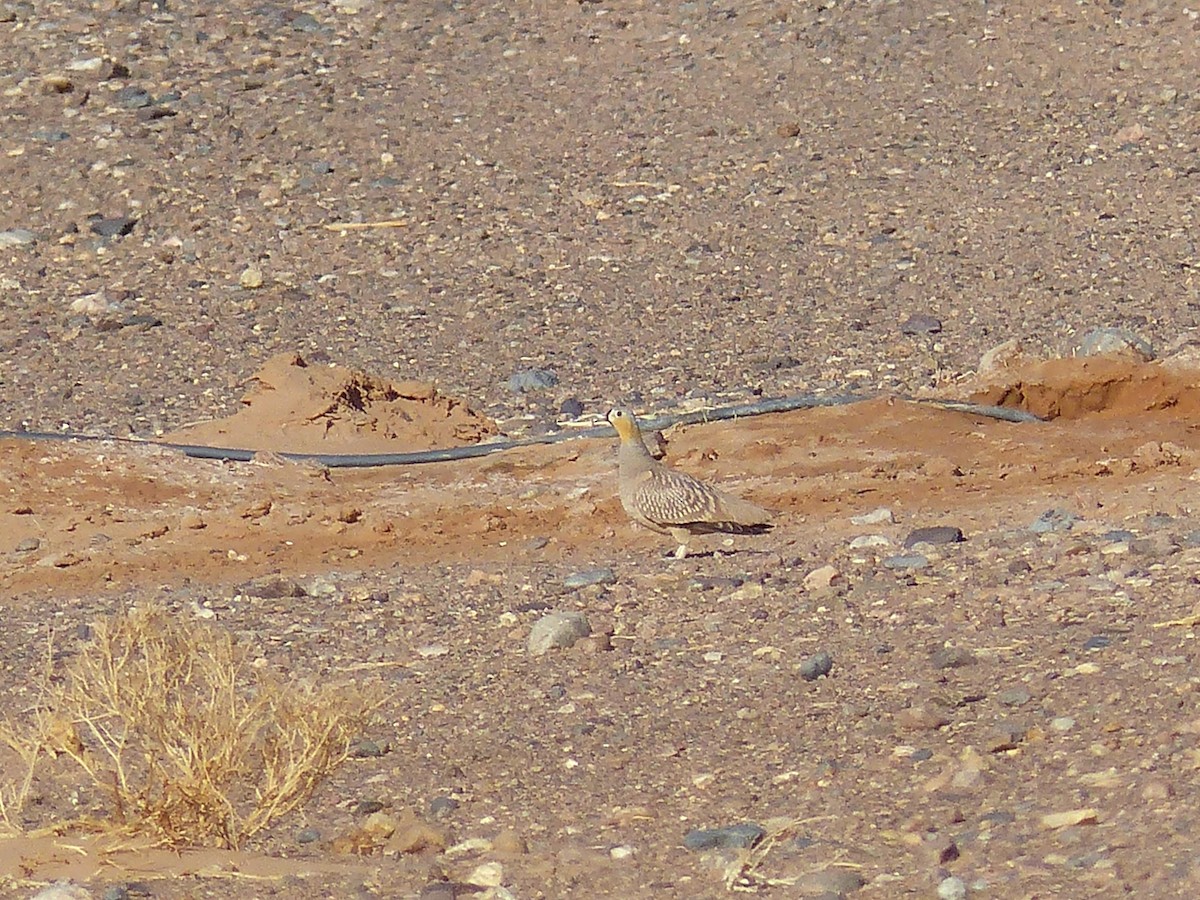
xmin=607 ymin=407 xmax=773 ymax=558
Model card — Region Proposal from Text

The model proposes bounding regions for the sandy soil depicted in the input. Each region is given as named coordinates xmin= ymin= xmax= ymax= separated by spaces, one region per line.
xmin=2 ymin=0 xmax=1200 ymax=897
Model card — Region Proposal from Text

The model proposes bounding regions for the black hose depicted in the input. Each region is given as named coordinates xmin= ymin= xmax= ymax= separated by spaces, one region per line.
xmin=0 ymin=393 xmax=1039 ymax=469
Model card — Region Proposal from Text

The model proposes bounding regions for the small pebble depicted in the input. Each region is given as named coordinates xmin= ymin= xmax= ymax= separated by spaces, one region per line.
xmin=14 ymin=537 xmax=40 ymax=552
xmin=1083 ymin=634 xmax=1110 ymax=651
xmin=295 ymin=826 xmax=321 ymax=844
xmin=931 ymin=645 xmax=975 ymax=669
xmin=290 ymin=12 xmax=324 ymax=31
xmin=900 ymin=313 xmax=942 ymax=335
xmin=429 ymin=795 xmax=460 ymax=819
xmin=507 ymin=368 xmax=558 ymax=393
xmin=562 ymin=567 xmax=616 ymax=590
xmin=682 ymin=822 xmax=764 ymax=851
xmin=89 ymin=216 xmax=137 ymax=237
xmin=937 ymin=875 xmax=967 ymax=900
xmin=998 ymin=687 xmax=1032 ymax=707
xmin=799 ymin=650 xmax=833 ymax=681
xmin=850 ymin=534 xmax=890 ymax=549
xmin=114 ymin=85 xmax=153 ymax=108
xmin=903 ymin=526 xmax=964 ymax=547
xmin=559 ymin=397 xmax=585 ymax=417
xmin=528 ymin=611 xmax=591 ymax=655
xmin=1050 ymin=716 xmax=1075 ymax=732
xmin=850 ymin=507 xmax=894 ymax=525
xmin=883 ymin=553 xmax=928 ymax=570
xmin=0 ymin=228 xmax=36 ymax=247
xmin=1030 ymin=508 xmax=1078 ymax=534
xmin=803 ymin=564 xmax=842 ymax=591
xmin=795 ymin=869 xmax=867 ymax=895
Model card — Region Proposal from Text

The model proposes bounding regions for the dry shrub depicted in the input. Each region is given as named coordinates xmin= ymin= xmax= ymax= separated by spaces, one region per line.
xmin=0 ymin=605 xmax=377 ymax=848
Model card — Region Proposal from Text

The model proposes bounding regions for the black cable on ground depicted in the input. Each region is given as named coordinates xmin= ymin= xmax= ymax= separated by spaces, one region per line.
xmin=0 ymin=392 xmax=1040 ymax=469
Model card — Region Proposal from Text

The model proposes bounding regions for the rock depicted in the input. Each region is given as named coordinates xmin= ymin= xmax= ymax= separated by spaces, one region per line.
xmin=429 ymin=795 xmax=460 ymax=819
xmin=1076 ymin=327 xmax=1154 ymax=361
xmin=903 ymin=526 xmax=964 ymax=547
xmin=30 ymin=884 xmax=91 ymax=900
xmin=799 ymin=650 xmax=833 ymax=681
xmin=559 ymin=397 xmax=585 ymax=417
xmin=295 ymin=826 xmax=321 ymax=844
xmin=795 ymin=868 xmax=866 ymax=895
xmin=896 ymin=705 xmax=951 ymax=731
xmin=978 ymin=338 xmax=1027 ymax=377
xmin=850 ymin=507 xmax=894 ymax=525
xmin=1029 ymin=508 xmax=1077 ymax=534
xmin=882 ymin=553 xmax=928 ymax=570
xmin=418 ymin=883 xmax=483 ymax=900
xmin=803 ymin=565 xmax=842 ymax=591
xmin=0 ymin=228 xmax=36 ymax=247
xmin=931 ymin=645 xmax=976 ymax=669
xmin=33 ymin=128 xmax=70 ymax=143
xmin=682 ymin=822 xmax=765 ymax=851
xmin=353 ymin=738 xmax=386 ymax=758
xmin=998 ymin=687 xmax=1031 ymax=707
xmin=235 ymin=574 xmax=305 ymax=598
xmin=88 ymin=215 xmax=137 ymax=237
xmin=492 ymin=828 xmax=527 ymax=855
xmin=528 ymin=611 xmax=591 ymax=655
xmin=1083 ymin=634 xmax=1110 ymax=651
xmin=900 ymin=313 xmax=942 ymax=335
xmin=239 ymin=266 xmax=265 ymax=289
xmin=987 ymin=720 xmax=1026 ymax=752
xmin=849 ymin=534 xmax=890 ymax=549
xmin=1040 ymin=808 xmax=1099 ymax=829
xmin=562 ymin=567 xmax=616 ymax=590
xmin=290 ymin=12 xmax=325 ymax=31
xmin=1050 ymin=716 xmax=1075 ymax=732
xmin=507 ymin=368 xmax=558 ymax=392
xmin=114 ymin=85 xmax=153 ymax=108
xmin=14 ymin=537 xmax=39 ymax=552
xmin=937 ymin=875 xmax=967 ymax=900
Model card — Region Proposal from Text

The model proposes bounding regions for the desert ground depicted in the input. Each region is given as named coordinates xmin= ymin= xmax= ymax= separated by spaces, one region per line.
xmin=2 ymin=0 xmax=1200 ymax=897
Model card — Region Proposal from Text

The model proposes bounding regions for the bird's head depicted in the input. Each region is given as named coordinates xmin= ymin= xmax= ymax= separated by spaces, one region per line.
xmin=606 ymin=407 xmax=642 ymax=442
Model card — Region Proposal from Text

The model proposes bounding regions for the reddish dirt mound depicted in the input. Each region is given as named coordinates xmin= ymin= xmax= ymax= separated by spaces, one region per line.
xmin=165 ymin=353 xmax=498 ymax=454
xmin=972 ymin=356 xmax=1200 ymax=421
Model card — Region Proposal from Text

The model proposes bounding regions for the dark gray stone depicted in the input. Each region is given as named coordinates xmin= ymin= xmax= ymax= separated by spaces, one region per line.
xmin=931 ymin=645 xmax=976 ymax=669
xmin=89 ymin=216 xmax=137 ymax=237
xmin=900 ymin=313 xmax=942 ymax=335
xmin=507 ymin=368 xmax=558 ymax=393
xmin=558 ymin=397 xmax=585 ymax=417
xmin=563 ymin=567 xmax=616 ymax=590
xmin=429 ymin=795 xmax=460 ymax=819
xmin=799 ymin=650 xmax=833 ymax=681
xmin=295 ymin=826 xmax=321 ymax=844
xmin=115 ymin=85 xmax=153 ymax=108
xmin=682 ymin=822 xmax=765 ymax=851
xmin=903 ymin=526 xmax=964 ymax=547
xmin=1083 ymin=634 xmax=1111 ymax=651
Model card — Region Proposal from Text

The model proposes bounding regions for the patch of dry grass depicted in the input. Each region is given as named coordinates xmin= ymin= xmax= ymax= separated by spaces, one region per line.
xmin=0 ymin=605 xmax=377 ymax=848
